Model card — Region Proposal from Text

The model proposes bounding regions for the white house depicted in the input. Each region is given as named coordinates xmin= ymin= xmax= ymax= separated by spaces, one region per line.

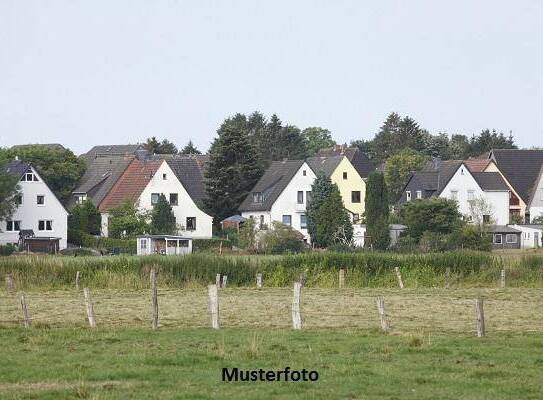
xmin=239 ymin=160 xmax=316 ymax=242
xmin=353 ymin=224 xmax=406 ymax=248
xmin=99 ymin=157 xmax=213 ymax=238
xmin=527 ymin=164 xmax=543 ymax=222
xmin=400 ymin=160 xmax=510 ymax=225
xmin=0 ymin=159 xmax=68 ymax=250
xmin=509 ymin=224 xmax=543 ymax=249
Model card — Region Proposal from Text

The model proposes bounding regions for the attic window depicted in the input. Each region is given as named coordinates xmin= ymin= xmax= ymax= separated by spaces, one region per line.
xmin=22 ymin=172 xmax=38 ymax=182
xmin=252 ymin=192 xmax=263 ymax=203
xmin=343 ymin=172 xmax=347 ymax=180
xmin=303 ymin=170 xmax=306 ymax=176
xmin=461 ymin=168 xmax=465 ymax=175
xmin=163 ymin=173 xmax=167 ymax=180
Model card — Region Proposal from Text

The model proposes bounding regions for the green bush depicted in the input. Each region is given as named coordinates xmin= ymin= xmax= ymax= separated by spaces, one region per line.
xmin=259 ymin=222 xmax=306 ymax=254
xmin=0 ymin=243 xmax=16 ymax=256
xmin=193 ymin=238 xmax=232 ymax=252
xmin=80 ymin=233 xmax=136 ymax=254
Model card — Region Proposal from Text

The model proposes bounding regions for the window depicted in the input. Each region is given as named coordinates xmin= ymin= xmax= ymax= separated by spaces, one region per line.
xmin=506 ymin=234 xmax=518 ymax=244
xmin=140 ymin=239 xmax=147 ymax=249
xmin=461 ymin=167 xmax=465 ymax=175
xmin=297 ymin=191 xmax=304 ymax=204
xmin=351 ymin=191 xmax=361 ymax=203
xmin=169 ymin=193 xmax=178 ymax=206
xmin=74 ymin=194 xmax=87 ymax=204
xmin=259 ymin=215 xmax=264 ymax=228
xmin=6 ymin=220 xmax=21 ymax=232
xmin=343 ymin=172 xmax=348 ymax=180
xmin=22 ymin=172 xmax=38 ymax=182
xmin=282 ymin=215 xmax=292 ymax=226
xmin=38 ymin=220 xmax=53 ymax=231
xmin=151 ymin=193 xmax=160 ymax=205
xmin=37 ymin=195 xmax=45 ymax=205
xmin=14 ymin=194 xmax=23 ymax=205
xmin=467 ymin=190 xmax=475 ymax=201
xmin=353 ymin=213 xmax=360 ymax=223
xmin=406 ymin=191 xmax=412 ymax=201
xmin=252 ymin=192 xmax=263 ymax=203
xmin=306 ymin=191 xmax=312 ymax=204
xmin=483 ymin=215 xmax=490 ymax=224
xmin=450 ymin=190 xmax=458 ymax=200
xmin=186 ymin=217 xmax=196 ymax=231
xmin=416 ymin=191 xmax=422 ymax=199
xmin=300 ymin=214 xmax=307 ymax=229
xmin=303 ymin=170 xmax=307 ymax=176
xmin=494 ymin=234 xmax=502 ymax=244
xmin=162 ymin=173 xmax=167 ymax=180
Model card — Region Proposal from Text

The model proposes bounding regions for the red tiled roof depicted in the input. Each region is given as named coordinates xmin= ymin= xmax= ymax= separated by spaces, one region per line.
xmin=464 ymin=158 xmax=491 ymax=172
xmin=99 ymin=159 xmax=163 ymax=212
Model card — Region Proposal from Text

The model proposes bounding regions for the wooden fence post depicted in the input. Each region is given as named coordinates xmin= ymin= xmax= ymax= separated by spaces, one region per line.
xmin=208 ymin=284 xmax=220 ymax=329
xmin=256 ymin=273 xmax=262 ymax=289
xmin=394 ymin=267 xmax=404 ymax=289
xmin=75 ymin=271 xmax=80 ymax=290
xmin=150 ymin=268 xmax=158 ymax=330
xmin=445 ymin=267 xmax=451 ymax=289
xmin=376 ymin=296 xmax=389 ymax=332
xmin=83 ymin=288 xmax=96 ymax=328
xmin=215 ymin=274 xmax=221 ymax=287
xmin=292 ymin=282 xmax=302 ymax=330
xmin=500 ymin=269 xmax=506 ymax=289
xmin=339 ymin=268 xmax=345 ymax=289
xmin=475 ymin=298 xmax=485 ymax=337
xmin=299 ymin=272 xmax=306 ymax=288
xmin=20 ymin=293 xmax=31 ymax=328
xmin=221 ymin=275 xmax=228 ymax=288
xmin=5 ymin=273 xmax=14 ymax=293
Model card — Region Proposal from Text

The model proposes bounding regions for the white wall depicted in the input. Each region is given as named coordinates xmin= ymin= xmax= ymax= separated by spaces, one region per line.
xmin=269 ymin=163 xmax=317 ymax=242
xmin=0 ymin=167 xmax=68 ymax=249
xmin=138 ymin=162 xmax=213 ymax=238
xmin=510 ymin=225 xmax=543 ymax=249
xmin=529 ymin=173 xmax=543 ymax=220
xmin=440 ymin=165 xmax=509 ymax=225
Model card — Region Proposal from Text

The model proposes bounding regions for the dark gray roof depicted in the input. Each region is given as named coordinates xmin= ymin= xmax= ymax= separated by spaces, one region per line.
xmin=306 ymin=156 xmax=343 ymax=177
xmin=2 ymin=159 xmax=31 ymax=178
xmin=239 ymin=160 xmax=306 ymax=212
xmin=484 ymin=225 xmax=521 ymax=234
xmin=316 ymin=146 xmax=375 ymax=178
xmin=166 ymin=157 xmax=208 ymax=204
xmin=417 ymin=160 xmax=464 ymax=194
xmin=490 ymin=149 xmax=543 ymax=204
xmin=471 ymin=172 xmax=509 ymax=191
xmin=222 ymin=215 xmax=247 ymax=223
xmin=81 ymin=144 xmax=145 ymax=162
xmin=71 ymin=155 xmax=134 ymax=208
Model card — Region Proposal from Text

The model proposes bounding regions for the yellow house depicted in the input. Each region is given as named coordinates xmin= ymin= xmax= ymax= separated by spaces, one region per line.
xmin=307 ymin=155 xmax=366 ymax=222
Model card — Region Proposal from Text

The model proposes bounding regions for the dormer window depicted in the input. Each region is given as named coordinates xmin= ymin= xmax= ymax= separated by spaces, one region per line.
xmin=252 ymin=192 xmax=263 ymax=203
xmin=21 ymin=172 xmax=38 ymax=182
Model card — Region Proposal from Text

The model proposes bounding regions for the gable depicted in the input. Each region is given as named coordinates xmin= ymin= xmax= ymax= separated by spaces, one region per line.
xmin=20 ymin=166 xmax=68 ymax=215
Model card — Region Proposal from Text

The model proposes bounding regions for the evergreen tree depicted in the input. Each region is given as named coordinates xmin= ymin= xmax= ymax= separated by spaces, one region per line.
xmin=365 ymin=172 xmax=390 ymax=249
xmin=150 ymin=194 xmax=177 ymax=234
xmin=306 ymin=172 xmax=352 ymax=247
xmin=204 ymin=114 xmax=264 ymax=222
xmin=145 ymin=137 xmax=178 ymax=154
xmin=180 ymin=140 xmax=201 ymax=155
xmin=0 ymin=164 xmax=19 ymax=223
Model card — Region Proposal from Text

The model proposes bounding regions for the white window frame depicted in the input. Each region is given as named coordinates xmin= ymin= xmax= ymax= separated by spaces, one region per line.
xmin=169 ymin=193 xmax=178 ymax=206
xmin=140 ymin=239 xmax=147 ymax=249
xmin=282 ymin=215 xmax=292 ymax=226
xmin=38 ymin=220 xmax=53 ymax=232
xmin=416 ymin=190 xmax=422 ymax=199
xmin=506 ymin=234 xmax=518 ymax=244
xmin=406 ymin=191 xmax=412 ymax=201
xmin=186 ymin=217 xmax=196 ymax=231
xmin=37 ymin=194 xmax=45 ymax=206
xmin=6 ymin=220 xmax=21 ymax=232
xmin=151 ymin=193 xmax=160 ymax=205
xmin=494 ymin=234 xmax=502 ymax=244
xmin=467 ymin=190 xmax=475 ymax=201
xmin=300 ymin=214 xmax=307 ymax=229
xmin=297 ymin=191 xmax=304 ymax=204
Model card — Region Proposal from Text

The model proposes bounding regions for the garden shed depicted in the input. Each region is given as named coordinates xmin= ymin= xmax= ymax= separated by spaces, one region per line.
xmin=136 ymin=235 xmax=193 ymax=256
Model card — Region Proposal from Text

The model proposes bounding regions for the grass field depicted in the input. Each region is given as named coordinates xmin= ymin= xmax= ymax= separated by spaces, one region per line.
xmin=1 ymin=287 xmax=543 ymax=399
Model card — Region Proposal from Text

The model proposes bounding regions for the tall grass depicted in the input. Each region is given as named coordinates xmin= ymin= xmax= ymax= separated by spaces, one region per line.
xmin=0 ymin=251 xmax=541 ymax=290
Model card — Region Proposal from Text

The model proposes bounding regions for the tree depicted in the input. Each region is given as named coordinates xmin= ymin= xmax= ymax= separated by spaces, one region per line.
xmin=306 ymin=173 xmax=352 ymax=247
xmin=3 ymin=145 xmax=85 ymax=202
xmin=303 ymin=127 xmax=336 ymax=156
xmin=145 ymin=137 xmax=178 ymax=154
xmin=179 ymin=140 xmax=202 ymax=155
xmin=468 ymin=129 xmax=516 ymax=157
xmin=259 ymin=221 xmax=305 ymax=254
xmin=400 ymin=198 xmax=462 ymax=242
xmin=204 ymin=114 xmax=264 ymax=222
xmin=0 ymin=166 xmax=19 ymax=224
xmin=364 ymin=172 xmax=390 ymax=249
xmin=467 ymin=196 xmax=495 ymax=227
xmin=384 ymin=149 xmax=428 ymax=202
xmin=150 ymin=194 xmax=177 ymax=234
xmin=108 ymin=201 xmax=149 ymax=238
xmin=68 ymin=200 xmax=101 ymax=235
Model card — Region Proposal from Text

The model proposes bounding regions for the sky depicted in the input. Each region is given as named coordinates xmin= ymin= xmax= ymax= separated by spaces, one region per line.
xmin=1 ymin=0 xmax=543 ymax=155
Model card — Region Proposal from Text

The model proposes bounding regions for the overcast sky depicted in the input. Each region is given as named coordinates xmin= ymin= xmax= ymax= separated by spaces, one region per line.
xmin=1 ymin=1 xmax=542 ymax=154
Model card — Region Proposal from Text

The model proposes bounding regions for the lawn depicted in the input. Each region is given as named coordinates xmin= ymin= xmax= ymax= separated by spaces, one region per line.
xmin=1 ymin=288 xmax=543 ymax=399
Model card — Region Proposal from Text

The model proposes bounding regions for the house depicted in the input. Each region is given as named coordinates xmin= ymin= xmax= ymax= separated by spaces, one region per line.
xmin=508 ymin=224 xmax=543 ymax=249
xmin=0 ymin=159 xmax=68 ymax=250
xmin=136 ymin=235 xmax=192 ymax=256
xmin=353 ymin=224 xmax=407 ymax=248
xmin=487 ymin=149 xmax=543 ymax=222
xmin=99 ymin=156 xmax=213 ymax=238
xmin=486 ymin=225 xmax=521 ymax=250
xmin=399 ymin=160 xmax=510 ymax=225
xmin=307 ymin=155 xmax=366 ymax=223
xmin=316 ymin=145 xmax=375 ymax=178
xmin=239 ymin=160 xmax=316 ymax=242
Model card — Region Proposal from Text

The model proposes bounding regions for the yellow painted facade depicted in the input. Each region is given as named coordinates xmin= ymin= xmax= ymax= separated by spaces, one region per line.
xmin=330 ymin=157 xmax=366 ymax=218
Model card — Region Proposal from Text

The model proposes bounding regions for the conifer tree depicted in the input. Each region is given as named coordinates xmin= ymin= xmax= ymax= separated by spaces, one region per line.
xmin=180 ymin=140 xmax=201 ymax=155
xmin=365 ymin=172 xmax=390 ymax=249
xmin=150 ymin=194 xmax=177 ymax=234
xmin=204 ymin=114 xmax=263 ymax=222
